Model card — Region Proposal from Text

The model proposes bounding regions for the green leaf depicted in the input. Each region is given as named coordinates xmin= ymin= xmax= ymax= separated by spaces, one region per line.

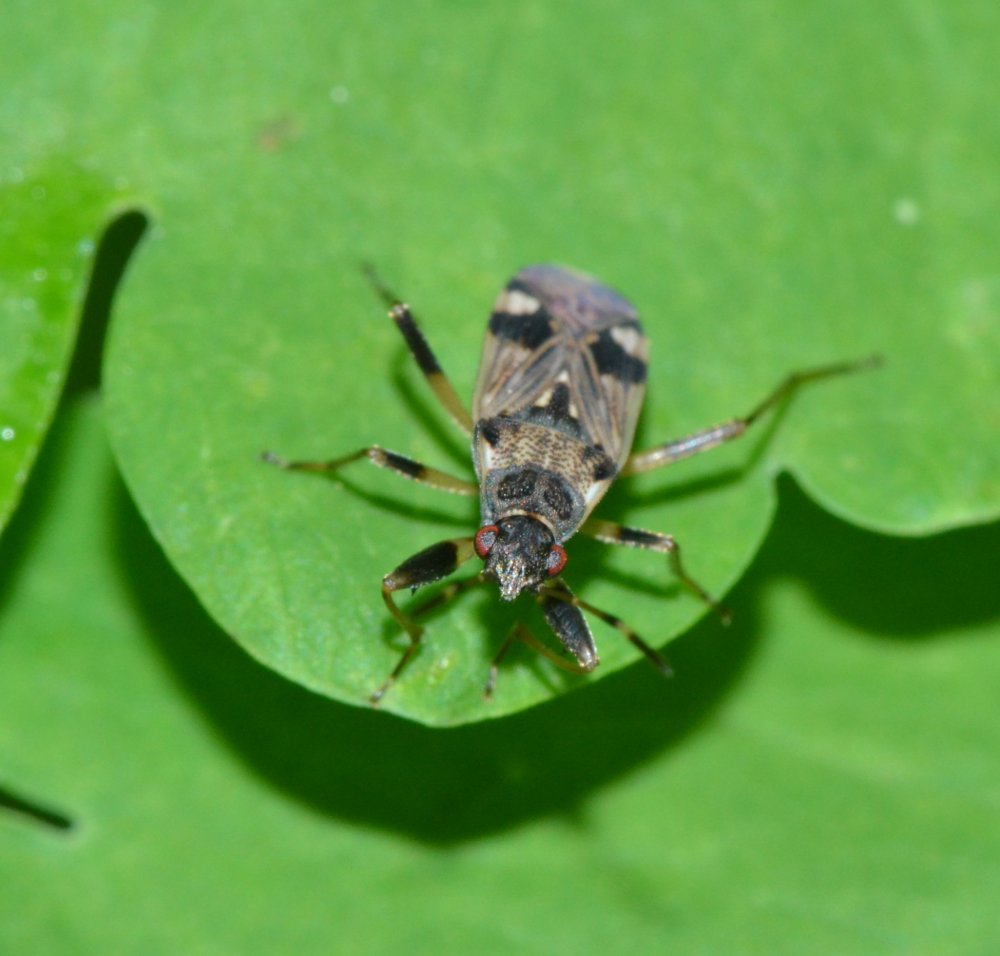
xmin=0 ymin=162 xmax=117 ymax=535
xmin=1 ymin=399 xmax=998 ymax=953
xmin=11 ymin=0 xmax=993 ymax=721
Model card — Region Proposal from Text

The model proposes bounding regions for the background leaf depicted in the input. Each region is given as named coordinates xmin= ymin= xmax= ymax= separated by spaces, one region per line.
xmin=3 ymin=3 xmax=998 ymax=949
xmin=1 ymin=400 xmax=997 ymax=954
xmin=0 ymin=162 xmax=117 ymax=534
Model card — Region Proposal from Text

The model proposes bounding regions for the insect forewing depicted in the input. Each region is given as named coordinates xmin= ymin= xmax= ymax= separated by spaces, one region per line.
xmin=473 ymin=265 xmax=648 ymax=469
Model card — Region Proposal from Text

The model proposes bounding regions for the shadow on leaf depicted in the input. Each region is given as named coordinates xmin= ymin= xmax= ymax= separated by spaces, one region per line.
xmin=111 ymin=464 xmax=999 ymax=845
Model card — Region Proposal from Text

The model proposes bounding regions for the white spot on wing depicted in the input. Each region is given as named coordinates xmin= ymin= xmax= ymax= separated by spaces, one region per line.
xmin=500 ymin=289 xmax=541 ymax=315
xmin=610 ymin=325 xmax=643 ymax=355
xmin=534 ymin=388 xmax=553 ymax=407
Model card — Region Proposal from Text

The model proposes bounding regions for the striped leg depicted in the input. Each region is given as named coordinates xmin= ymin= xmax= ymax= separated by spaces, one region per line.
xmin=363 ymin=263 xmax=475 ymax=435
xmin=261 ymin=446 xmax=476 ymax=495
xmin=582 ymin=518 xmax=732 ymax=624
xmin=623 ymin=356 xmax=880 ymax=475
xmin=372 ymin=537 xmax=477 ymax=705
xmin=406 ymin=577 xmax=585 ymax=701
xmin=541 ymin=577 xmax=673 ymax=676
xmin=395 ymin=576 xmax=596 ymax=701
xmin=408 ymin=572 xmax=488 ymax=620
xmin=484 ymin=622 xmax=593 ymax=700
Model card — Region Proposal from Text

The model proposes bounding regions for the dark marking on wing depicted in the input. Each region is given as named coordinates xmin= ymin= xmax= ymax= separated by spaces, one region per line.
xmin=489 ymin=309 xmax=554 ymax=350
xmin=546 ymin=382 xmax=571 ymax=419
xmin=590 ymin=328 xmax=647 ymax=384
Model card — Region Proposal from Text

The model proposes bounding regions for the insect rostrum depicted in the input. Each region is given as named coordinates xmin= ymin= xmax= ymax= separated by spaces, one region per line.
xmin=263 ymin=264 xmax=876 ymax=705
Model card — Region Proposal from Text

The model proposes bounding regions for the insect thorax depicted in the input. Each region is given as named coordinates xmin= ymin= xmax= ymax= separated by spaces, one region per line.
xmin=473 ymin=415 xmax=616 ymax=542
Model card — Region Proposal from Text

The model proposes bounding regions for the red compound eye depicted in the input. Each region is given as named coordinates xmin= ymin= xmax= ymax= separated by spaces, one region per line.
xmin=474 ymin=525 xmax=499 ymax=559
xmin=546 ymin=544 xmax=568 ymax=576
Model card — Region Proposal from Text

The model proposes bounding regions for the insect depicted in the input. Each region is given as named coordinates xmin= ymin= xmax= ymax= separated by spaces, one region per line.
xmin=264 ymin=264 xmax=875 ymax=705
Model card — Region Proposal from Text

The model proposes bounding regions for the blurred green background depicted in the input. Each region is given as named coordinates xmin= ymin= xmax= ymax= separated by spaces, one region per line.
xmin=1 ymin=1 xmax=998 ymax=952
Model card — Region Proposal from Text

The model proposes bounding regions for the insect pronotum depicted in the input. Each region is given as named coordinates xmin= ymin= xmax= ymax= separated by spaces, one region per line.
xmin=264 ymin=265 xmax=876 ymax=704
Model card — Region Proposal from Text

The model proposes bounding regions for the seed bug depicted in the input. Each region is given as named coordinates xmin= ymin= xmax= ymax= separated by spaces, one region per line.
xmin=263 ymin=264 xmax=877 ymax=704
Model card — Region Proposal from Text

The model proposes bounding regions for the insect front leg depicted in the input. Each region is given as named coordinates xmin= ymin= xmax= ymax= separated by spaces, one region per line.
xmin=622 ymin=355 xmax=881 ymax=474
xmin=408 ymin=571 xmax=488 ymax=620
xmin=372 ymin=536 xmax=477 ymax=705
xmin=582 ymin=519 xmax=732 ymax=625
xmin=535 ymin=580 xmax=600 ymax=673
xmin=362 ymin=263 xmax=475 ymax=435
xmin=261 ymin=447 xmax=477 ymax=495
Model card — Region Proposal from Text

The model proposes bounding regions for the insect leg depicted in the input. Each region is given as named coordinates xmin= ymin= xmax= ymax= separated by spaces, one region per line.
xmin=484 ymin=622 xmax=592 ymax=701
xmin=372 ymin=537 xmax=477 ymax=705
xmin=392 ymin=576 xmax=580 ymax=701
xmin=622 ymin=355 xmax=881 ymax=475
xmin=260 ymin=447 xmax=477 ymax=495
xmin=581 ymin=519 xmax=732 ymax=625
xmin=409 ymin=572 xmax=488 ymax=619
xmin=541 ymin=578 xmax=673 ymax=676
xmin=362 ymin=263 xmax=475 ymax=435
